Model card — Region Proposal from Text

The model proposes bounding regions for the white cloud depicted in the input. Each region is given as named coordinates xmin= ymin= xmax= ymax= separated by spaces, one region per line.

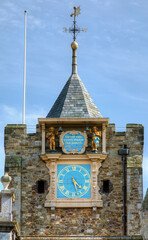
xmin=119 ymin=92 xmax=148 ymax=103
xmin=2 ymin=105 xmax=21 ymax=123
xmin=0 ymin=0 xmax=47 ymax=29
xmin=0 ymin=1 xmax=22 ymax=27
xmin=1 ymin=104 xmax=46 ymax=132
xmin=28 ymin=15 xmax=46 ymax=29
xmin=3 ymin=2 xmax=20 ymax=13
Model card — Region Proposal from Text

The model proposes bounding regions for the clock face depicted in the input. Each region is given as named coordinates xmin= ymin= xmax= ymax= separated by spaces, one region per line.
xmin=57 ymin=165 xmax=91 ymax=199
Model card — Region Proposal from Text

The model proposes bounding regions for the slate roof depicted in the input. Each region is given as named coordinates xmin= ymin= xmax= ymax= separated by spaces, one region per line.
xmin=46 ymin=73 xmax=103 ymax=118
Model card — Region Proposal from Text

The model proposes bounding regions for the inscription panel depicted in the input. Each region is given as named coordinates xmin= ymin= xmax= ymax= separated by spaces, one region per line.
xmin=60 ymin=131 xmax=87 ymax=154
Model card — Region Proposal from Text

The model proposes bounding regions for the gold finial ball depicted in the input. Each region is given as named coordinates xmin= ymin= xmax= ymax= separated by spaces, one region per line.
xmin=71 ymin=41 xmax=78 ymax=50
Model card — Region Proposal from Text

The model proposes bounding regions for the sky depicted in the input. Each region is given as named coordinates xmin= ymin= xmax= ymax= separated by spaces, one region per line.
xmin=0 ymin=0 xmax=148 ymax=197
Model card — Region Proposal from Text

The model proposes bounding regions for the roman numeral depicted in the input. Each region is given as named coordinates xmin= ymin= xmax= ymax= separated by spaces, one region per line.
xmin=85 ymin=180 xmax=89 ymax=183
xmin=83 ymin=173 xmax=87 ymax=177
xmin=60 ymin=174 xmax=65 ymax=177
xmin=72 ymin=192 xmax=76 ymax=197
xmin=60 ymin=186 xmax=65 ymax=191
xmin=58 ymin=180 xmax=63 ymax=183
xmin=72 ymin=166 xmax=76 ymax=171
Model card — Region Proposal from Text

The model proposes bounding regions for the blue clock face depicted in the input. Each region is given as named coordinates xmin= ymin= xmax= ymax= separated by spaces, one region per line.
xmin=57 ymin=165 xmax=91 ymax=199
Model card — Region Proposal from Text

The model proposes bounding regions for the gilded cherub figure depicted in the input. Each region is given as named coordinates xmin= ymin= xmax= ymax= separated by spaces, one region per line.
xmin=46 ymin=127 xmax=58 ymax=151
xmin=89 ymin=126 xmax=101 ymax=152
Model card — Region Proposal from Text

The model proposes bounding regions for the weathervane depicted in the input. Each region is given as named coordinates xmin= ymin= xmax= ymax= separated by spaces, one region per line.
xmin=63 ymin=6 xmax=87 ymax=41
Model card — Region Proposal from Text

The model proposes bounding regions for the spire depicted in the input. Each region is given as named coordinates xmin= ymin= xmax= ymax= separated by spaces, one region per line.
xmin=46 ymin=7 xmax=103 ymax=119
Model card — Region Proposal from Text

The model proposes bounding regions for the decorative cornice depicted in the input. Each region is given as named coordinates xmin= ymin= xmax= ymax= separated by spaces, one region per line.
xmin=39 ymin=118 xmax=109 ymax=126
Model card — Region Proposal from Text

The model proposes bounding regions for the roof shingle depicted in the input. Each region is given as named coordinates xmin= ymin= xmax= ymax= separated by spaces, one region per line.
xmin=46 ymin=73 xmax=102 ymax=118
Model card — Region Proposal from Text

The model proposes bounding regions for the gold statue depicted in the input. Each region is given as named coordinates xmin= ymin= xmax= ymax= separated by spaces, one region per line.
xmin=89 ymin=126 xmax=101 ymax=152
xmin=46 ymin=127 xmax=58 ymax=151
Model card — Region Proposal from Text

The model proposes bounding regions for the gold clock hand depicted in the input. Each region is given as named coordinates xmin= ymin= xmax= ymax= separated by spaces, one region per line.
xmin=72 ymin=177 xmax=79 ymax=195
xmin=72 ymin=177 xmax=82 ymax=189
xmin=76 ymin=182 xmax=82 ymax=189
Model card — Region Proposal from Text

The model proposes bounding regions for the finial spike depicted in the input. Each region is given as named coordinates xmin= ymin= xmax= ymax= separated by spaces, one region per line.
xmin=71 ymin=41 xmax=78 ymax=74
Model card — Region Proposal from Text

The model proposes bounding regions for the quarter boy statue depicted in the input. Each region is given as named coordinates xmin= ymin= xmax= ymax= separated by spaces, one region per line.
xmin=89 ymin=126 xmax=101 ymax=152
xmin=46 ymin=127 xmax=58 ymax=151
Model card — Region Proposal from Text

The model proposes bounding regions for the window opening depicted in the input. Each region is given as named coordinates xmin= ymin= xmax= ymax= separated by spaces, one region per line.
xmin=37 ymin=180 xmax=45 ymax=194
xmin=103 ymin=180 xmax=110 ymax=193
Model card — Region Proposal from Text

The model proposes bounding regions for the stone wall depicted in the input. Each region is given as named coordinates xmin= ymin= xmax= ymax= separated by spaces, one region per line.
xmin=4 ymin=124 xmax=27 ymax=226
xmin=126 ymin=124 xmax=143 ymax=236
xmin=143 ymin=212 xmax=148 ymax=239
xmin=4 ymin=123 xmax=144 ymax=238
xmin=142 ymin=189 xmax=148 ymax=239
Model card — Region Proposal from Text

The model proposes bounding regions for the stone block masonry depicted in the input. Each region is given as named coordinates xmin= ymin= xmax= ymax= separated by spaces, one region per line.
xmin=4 ymin=123 xmax=144 ymax=239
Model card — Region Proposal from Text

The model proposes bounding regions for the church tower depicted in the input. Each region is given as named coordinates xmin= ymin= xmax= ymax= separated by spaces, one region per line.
xmin=2 ymin=6 xmax=144 ymax=240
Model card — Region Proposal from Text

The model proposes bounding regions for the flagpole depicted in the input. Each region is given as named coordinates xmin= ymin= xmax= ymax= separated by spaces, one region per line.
xmin=22 ymin=10 xmax=27 ymax=124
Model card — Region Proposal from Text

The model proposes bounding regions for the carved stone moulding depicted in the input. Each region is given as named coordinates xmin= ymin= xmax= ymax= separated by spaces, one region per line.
xmin=40 ymin=153 xmax=107 ymax=208
xmin=45 ymin=199 xmax=103 ymax=208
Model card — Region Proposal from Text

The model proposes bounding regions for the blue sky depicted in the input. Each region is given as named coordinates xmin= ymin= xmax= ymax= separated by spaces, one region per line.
xmin=0 ymin=0 xmax=148 ymax=197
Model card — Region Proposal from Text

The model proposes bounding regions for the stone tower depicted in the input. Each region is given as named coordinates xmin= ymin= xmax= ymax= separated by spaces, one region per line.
xmin=2 ymin=6 xmax=144 ymax=240
xmin=142 ymin=189 xmax=148 ymax=239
